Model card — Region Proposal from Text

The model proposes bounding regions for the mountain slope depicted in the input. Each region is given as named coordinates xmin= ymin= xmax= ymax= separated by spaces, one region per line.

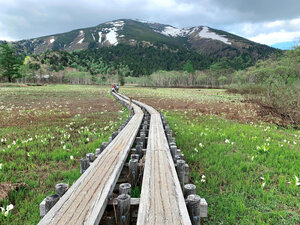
xmin=12 ymin=19 xmax=279 ymax=59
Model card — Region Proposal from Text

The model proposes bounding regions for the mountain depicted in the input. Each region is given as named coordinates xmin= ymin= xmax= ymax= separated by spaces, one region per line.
xmin=12 ymin=19 xmax=279 ymax=59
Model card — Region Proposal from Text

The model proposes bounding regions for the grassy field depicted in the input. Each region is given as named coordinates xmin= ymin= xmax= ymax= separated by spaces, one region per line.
xmin=0 ymin=85 xmax=299 ymax=224
xmin=0 ymin=85 xmax=128 ymax=224
xmin=122 ymin=86 xmax=300 ymax=224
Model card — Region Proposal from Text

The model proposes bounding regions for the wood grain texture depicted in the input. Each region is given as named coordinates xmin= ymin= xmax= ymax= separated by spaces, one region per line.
xmin=38 ymin=92 xmax=143 ymax=225
xmin=133 ymin=100 xmax=192 ymax=225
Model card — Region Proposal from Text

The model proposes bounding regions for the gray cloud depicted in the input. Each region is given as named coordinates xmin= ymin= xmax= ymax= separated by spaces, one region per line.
xmin=1 ymin=0 xmax=300 ymax=44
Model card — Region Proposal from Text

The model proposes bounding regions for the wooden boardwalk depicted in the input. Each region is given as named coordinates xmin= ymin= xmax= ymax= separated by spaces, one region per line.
xmin=38 ymin=92 xmax=192 ymax=225
xmin=38 ymin=92 xmax=143 ymax=225
xmin=129 ymin=97 xmax=191 ymax=225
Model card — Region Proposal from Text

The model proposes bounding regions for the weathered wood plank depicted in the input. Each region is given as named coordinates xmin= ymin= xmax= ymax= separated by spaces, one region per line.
xmin=131 ymin=100 xmax=191 ymax=225
xmin=38 ymin=92 xmax=143 ymax=225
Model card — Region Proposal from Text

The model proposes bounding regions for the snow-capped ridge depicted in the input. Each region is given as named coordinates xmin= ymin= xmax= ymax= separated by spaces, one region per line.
xmin=198 ymin=27 xmax=231 ymax=45
xmin=134 ymin=19 xmax=156 ymax=24
xmin=154 ymin=24 xmax=231 ymax=45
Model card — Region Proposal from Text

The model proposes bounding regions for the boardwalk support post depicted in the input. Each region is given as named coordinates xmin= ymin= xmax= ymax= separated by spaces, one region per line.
xmin=100 ymin=142 xmax=109 ymax=153
xmin=131 ymin=154 xmax=139 ymax=161
xmin=116 ymin=194 xmax=131 ymax=225
xmin=80 ymin=157 xmax=90 ymax=174
xmin=45 ymin=194 xmax=60 ymax=214
xmin=184 ymin=163 xmax=189 ymax=183
xmin=119 ymin=183 xmax=131 ymax=195
xmin=184 ymin=184 xmax=196 ymax=198
xmin=136 ymin=142 xmax=143 ymax=158
xmin=86 ymin=153 xmax=95 ymax=162
xmin=186 ymin=194 xmax=201 ymax=225
xmin=129 ymin=158 xmax=138 ymax=187
xmin=112 ymin=131 xmax=118 ymax=140
xmin=176 ymin=160 xmax=186 ymax=189
xmin=170 ymin=145 xmax=177 ymax=161
xmin=200 ymin=198 xmax=208 ymax=218
xmin=55 ymin=183 xmax=69 ymax=197
xmin=95 ymin=148 xmax=101 ymax=156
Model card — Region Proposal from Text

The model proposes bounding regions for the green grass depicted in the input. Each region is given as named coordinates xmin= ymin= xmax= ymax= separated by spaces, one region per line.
xmin=166 ymin=112 xmax=300 ymax=224
xmin=121 ymin=86 xmax=243 ymax=103
xmin=1 ymin=85 xmax=299 ymax=224
xmin=0 ymin=85 xmax=128 ymax=224
xmin=120 ymin=86 xmax=299 ymax=224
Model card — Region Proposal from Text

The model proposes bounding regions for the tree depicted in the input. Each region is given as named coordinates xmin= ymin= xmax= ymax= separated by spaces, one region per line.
xmin=0 ymin=42 xmax=22 ymax=82
xmin=183 ymin=60 xmax=195 ymax=74
xmin=218 ymin=76 xmax=228 ymax=86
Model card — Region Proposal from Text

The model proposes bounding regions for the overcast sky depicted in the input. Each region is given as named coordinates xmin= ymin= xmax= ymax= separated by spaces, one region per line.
xmin=1 ymin=0 xmax=300 ymax=46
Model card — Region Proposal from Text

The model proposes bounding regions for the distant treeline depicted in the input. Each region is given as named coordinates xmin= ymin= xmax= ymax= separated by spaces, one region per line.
xmin=30 ymin=44 xmax=261 ymax=77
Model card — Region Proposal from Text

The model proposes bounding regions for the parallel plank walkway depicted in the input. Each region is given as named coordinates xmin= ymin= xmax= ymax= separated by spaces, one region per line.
xmin=38 ymin=92 xmax=143 ymax=225
xmin=39 ymin=92 xmax=191 ymax=225
xmin=118 ymin=94 xmax=191 ymax=225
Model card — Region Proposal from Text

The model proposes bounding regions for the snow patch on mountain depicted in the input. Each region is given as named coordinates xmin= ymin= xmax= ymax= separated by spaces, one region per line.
xmin=106 ymin=20 xmax=124 ymax=27
xmin=79 ymin=30 xmax=84 ymax=35
xmin=78 ymin=38 xmax=84 ymax=44
xmin=157 ymin=26 xmax=194 ymax=37
xmin=98 ymin=32 xmax=102 ymax=43
xmin=49 ymin=38 xmax=55 ymax=44
xmin=92 ymin=33 xmax=95 ymax=41
xmin=161 ymin=26 xmax=182 ymax=37
xmin=198 ymin=27 xmax=231 ymax=45
xmin=106 ymin=29 xmax=118 ymax=45
xmin=102 ymin=20 xmax=125 ymax=46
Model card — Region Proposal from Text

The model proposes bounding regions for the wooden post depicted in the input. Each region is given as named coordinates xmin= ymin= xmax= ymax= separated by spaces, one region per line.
xmin=184 ymin=184 xmax=196 ymax=198
xmin=176 ymin=160 xmax=186 ymax=189
xmin=140 ymin=132 xmax=146 ymax=142
xmin=200 ymin=198 xmax=208 ymax=218
xmin=131 ymin=148 xmax=137 ymax=155
xmin=129 ymin=158 xmax=138 ymax=187
xmin=55 ymin=183 xmax=69 ymax=197
xmin=131 ymin=154 xmax=139 ymax=160
xmin=100 ymin=142 xmax=109 ymax=152
xmin=40 ymin=198 xmax=46 ymax=217
xmin=136 ymin=142 xmax=143 ymax=158
xmin=175 ymin=155 xmax=183 ymax=164
xmin=186 ymin=194 xmax=201 ymax=225
xmin=119 ymin=183 xmax=131 ymax=195
xmin=165 ymin=125 xmax=170 ymax=133
xmin=170 ymin=145 xmax=177 ymax=161
xmin=167 ymin=133 xmax=172 ymax=142
xmin=86 ymin=153 xmax=95 ymax=162
xmin=129 ymin=97 xmax=132 ymax=111
xmin=169 ymin=137 xmax=176 ymax=143
xmin=116 ymin=194 xmax=131 ymax=225
xmin=112 ymin=131 xmax=118 ymax=140
xmin=184 ymin=163 xmax=189 ymax=183
xmin=95 ymin=148 xmax=101 ymax=156
xmin=45 ymin=194 xmax=60 ymax=214
xmin=80 ymin=157 xmax=90 ymax=174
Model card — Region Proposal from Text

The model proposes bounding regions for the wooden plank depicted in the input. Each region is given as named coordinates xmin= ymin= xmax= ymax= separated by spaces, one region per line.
xmin=108 ymin=198 xmax=140 ymax=206
xmin=133 ymin=100 xmax=192 ymax=225
xmin=38 ymin=92 xmax=143 ymax=225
